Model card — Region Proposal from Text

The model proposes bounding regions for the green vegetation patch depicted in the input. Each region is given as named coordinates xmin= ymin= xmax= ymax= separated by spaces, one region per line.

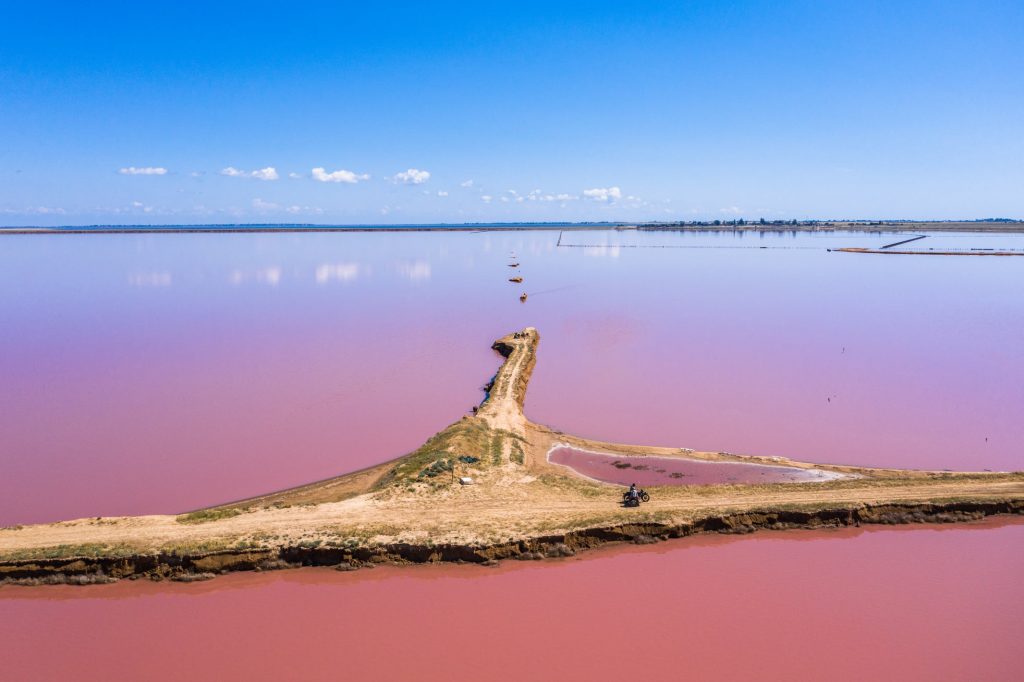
xmin=490 ymin=433 xmax=504 ymax=464
xmin=537 ymin=473 xmax=605 ymax=498
xmin=372 ymin=418 xmax=532 ymax=488
xmin=176 ymin=508 xmax=244 ymax=525
xmin=510 ymin=441 xmax=525 ymax=465
xmin=1 ymin=542 xmax=141 ymax=562
xmin=375 ymin=418 xmax=496 ymax=488
xmin=419 ymin=458 xmax=455 ymax=478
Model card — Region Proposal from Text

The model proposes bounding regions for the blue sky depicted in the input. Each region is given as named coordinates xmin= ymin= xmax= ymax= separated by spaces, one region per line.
xmin=1 ymin=1 xmax=1021 ymax=225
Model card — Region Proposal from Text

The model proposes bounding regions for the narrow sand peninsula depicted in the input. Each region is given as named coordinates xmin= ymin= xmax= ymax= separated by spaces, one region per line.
xmin=2 ymin=328 xmax=1022 ymax=584
xmin=837 ymin=247 xmax=1024 ymax=256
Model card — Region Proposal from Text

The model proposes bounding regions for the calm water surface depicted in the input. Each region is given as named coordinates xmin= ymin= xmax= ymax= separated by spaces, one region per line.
xmin=2 ymin=521 xmax=1022 ymax=681
xmin=1 ymin=229 xmax=1022 ymax=681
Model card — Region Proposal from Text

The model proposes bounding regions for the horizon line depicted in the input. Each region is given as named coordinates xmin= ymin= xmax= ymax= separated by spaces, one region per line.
xmin=2 ymin=217 xmax=1023 ymax=232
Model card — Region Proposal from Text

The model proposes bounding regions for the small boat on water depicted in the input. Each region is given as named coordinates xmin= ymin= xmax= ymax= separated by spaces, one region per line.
xmin=509 ymin=276 xmax=523 ymax=283
xmin=519 ymin=293 xmax=528 ymax=302
xmin=508 ymin=262 xmax=519 ymax=267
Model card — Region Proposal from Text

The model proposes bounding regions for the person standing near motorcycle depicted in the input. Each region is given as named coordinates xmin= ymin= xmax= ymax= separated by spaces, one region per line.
xmin=623 ymin=483 xmax=650 ymax=507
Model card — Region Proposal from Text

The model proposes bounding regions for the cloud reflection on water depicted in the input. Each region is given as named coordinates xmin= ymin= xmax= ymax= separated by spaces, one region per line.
xmin=315 ymin=263 xmax=366 ymax=284
xmin=582 ymin=245 xmax=621 ymax=258
xmin=395 ymin=260 xmax=431 ymax=281
xmin=127 ymin=271 xmax=172 ymax=287
xmin=228 ymin=266 xmax=282 ymax=286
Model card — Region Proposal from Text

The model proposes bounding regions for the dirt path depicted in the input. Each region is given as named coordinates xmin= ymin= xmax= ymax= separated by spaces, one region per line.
xmin=476 ymin=328 xmax=536 ymax=434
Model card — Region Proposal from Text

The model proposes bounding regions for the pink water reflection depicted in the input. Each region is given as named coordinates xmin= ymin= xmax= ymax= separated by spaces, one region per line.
xmin=2 ymin=520 xmax=1022 ymax=681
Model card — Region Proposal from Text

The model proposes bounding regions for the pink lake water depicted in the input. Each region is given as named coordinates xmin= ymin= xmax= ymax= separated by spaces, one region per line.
xmin=548 ymin=446 xmax=842 ymax=486
xmin=1 ymin=229 xmax=1022 ymax=680
xmin=2 ymin=521 xmax=1022 ymax=681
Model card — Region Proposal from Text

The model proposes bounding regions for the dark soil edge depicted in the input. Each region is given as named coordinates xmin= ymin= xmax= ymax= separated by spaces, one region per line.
xmin=2 ymin=499 xmax=1022 ymax=587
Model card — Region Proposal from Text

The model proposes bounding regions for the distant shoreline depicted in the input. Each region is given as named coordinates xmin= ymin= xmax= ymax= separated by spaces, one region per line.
xmin=2 ymin=220 xmax=1024 ymax=235
xmin=1 ymin=224 xmax=604 ymax=234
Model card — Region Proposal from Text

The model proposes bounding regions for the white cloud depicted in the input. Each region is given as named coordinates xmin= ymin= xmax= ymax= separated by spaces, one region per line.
xmin=220 ymin=166 xmax=279 ymax=180
xmin=396 ymin=260 xmax=431 ymax=281
xmin=583 ymin=186 xmax=622 ymax=202
xmin=119 ymin=166 xmax=167 ymax=176
xmin=311 ymin=167 xmax=369 ymax=183
xmin=528 ymin=190 xmax=578 ymax=202
xmin=315 ymin=262 xmax=365 ymax=284
xmin=252 ymin=198 xmax=279 ymax=211
xmin=392 ymin=168 xmax=431 ymax=184
xmin=250 ymin=200 xmax=321 ymax=215
xmin=251 ymin=167 xmax=278 ymax=180
xmin=0 ymin=206 xmax=67 ymax=215
xmin=719 ymin=206 xmax=743 ymax=215
xmin=190 ymin=171 xmax=205 ymax=177
xmin=481 ymin=195 xmax=493 ymax=203
xmin=460 ymin=179 xmax=474 ymax=188
xmin=437 ymin=191 xmax=449 ymax=197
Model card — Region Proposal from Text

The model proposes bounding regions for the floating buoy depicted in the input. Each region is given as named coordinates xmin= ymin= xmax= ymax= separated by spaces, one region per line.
xmin=519 ymin=293 xmax=528 ymax=303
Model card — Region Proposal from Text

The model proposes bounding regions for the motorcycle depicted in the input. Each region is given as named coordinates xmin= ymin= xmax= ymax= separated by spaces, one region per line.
xmin=622 ymin=488 xmax=651 ymax=507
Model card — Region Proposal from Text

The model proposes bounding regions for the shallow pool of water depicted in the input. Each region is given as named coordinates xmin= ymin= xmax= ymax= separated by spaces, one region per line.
xmin=548 ymin=446 xmax=842 ymax=486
